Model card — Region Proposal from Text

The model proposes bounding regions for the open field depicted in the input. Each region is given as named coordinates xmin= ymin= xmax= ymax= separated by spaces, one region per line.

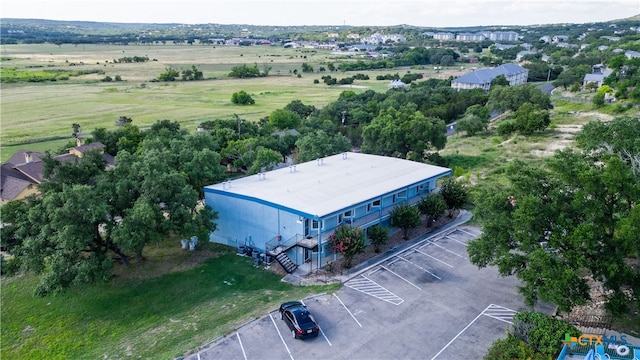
xmin=1 ymin=43 xmax=463 ymax=160
xmin=1 ymin=241 xmax=340 ymax=359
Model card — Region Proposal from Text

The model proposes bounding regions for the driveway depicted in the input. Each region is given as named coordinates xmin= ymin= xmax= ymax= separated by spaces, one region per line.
xmin=185 ymin=224 xmax=554 ymax=360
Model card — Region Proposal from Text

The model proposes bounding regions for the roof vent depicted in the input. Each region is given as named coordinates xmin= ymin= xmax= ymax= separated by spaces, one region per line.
xmin=342 ymin=152 xmax=348 ymax=160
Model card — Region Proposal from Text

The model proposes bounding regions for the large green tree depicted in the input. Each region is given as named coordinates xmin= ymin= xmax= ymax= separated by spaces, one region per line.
xmin=468 ymin=149 xmax=640 ymax=315
xmin=3 ymin=125 xmax=220 ymax=296
xmin=362 ymin=103 xmax=446 ymax=161
xmin=294 ymin=130 xmax=351 ymax=162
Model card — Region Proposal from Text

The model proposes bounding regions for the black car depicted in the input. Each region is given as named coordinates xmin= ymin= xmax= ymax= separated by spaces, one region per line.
xmin=278 ymin=301 xmax=320 ymax=339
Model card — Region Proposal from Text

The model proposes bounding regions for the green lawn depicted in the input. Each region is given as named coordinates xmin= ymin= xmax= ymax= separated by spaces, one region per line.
xmin=1 ymin=242 xmax=340 ymax=359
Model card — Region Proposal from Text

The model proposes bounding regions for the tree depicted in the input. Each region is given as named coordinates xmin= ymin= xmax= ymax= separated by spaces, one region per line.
xmin=487 ymin=84 xmax=552 ymax=113
xmin=389 ymin=203 xmax=421 ymax=240
xmin=367 ymin=224 xmax=389 ymax=253
xmin=467 ymin=151 xmax=640 ymax=316
xmin=158 ymin=66 xmax=180 ymax=81
xmin=439 ymin=177 xmax=468 ymax=217
xmin=248 ymin=147 xmax=282 ymax=174
xmin=513 ymin=103 xmax=551 ymax=135
xmin=284 ymin=99 xmax=316 ymax=119
xmin=294 ymin=130 xmax=351 ymax=163
xmin=491 ymin=74 xmax=509 ymax=87
xmin=72 ymin=123 xmax=81 ymax=138
xmin=329 ymin=225 xmax=366 ymax=268
xmin=268 ymin=109 xmax=302 ymax=130
xmin=231 ymin=90 xmax=255 ymax=105
xmin=362 ymin=103 xmax=446 ymax=161
xmin=228 ymin=63 xmax=261 ymax=78
xmin=418 ymin=194 xmax=446 ymax=227
xmin=301 ymin=62 xmax=314 ymax=73
xmin=6 ymin=127 xmax=219 ymax=296
xmin=484 ymin=311 xmax=579 ymax=360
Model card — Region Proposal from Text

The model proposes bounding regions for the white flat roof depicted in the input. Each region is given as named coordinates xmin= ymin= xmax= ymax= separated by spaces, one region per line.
xmin=204 ymin=152 xmax=451 ymax=218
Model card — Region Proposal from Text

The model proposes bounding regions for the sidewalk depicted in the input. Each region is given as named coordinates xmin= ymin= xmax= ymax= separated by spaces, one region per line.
xmin=282 ymin=209 xmax=473 ymax=286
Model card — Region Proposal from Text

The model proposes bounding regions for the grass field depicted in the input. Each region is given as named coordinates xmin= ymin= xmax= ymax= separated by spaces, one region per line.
xmin=1 ymin=241 xmax=340 ymax=359
xmin=1 ymin=43 xmax=453 ymax=160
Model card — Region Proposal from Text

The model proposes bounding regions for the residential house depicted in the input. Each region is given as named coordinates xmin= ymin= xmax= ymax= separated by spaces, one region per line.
xmin=0 ymin=141 xmax=114 ymax=204
xmin=516 ymin=50 xmax=538 ymax=61
xmin=451 ymin=63 xmax=529 ymax=91
xmin=583 ymin=65 xmax=613 ymax=89
xmin=626 ymin=50 xmax=640 ymax=59
xmin=203 ymin=152 xmax=452 ymax=270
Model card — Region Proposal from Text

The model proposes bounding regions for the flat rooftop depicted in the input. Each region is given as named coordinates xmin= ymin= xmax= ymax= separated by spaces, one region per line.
xmin=204 ymin=152 xmax=451 ymax=218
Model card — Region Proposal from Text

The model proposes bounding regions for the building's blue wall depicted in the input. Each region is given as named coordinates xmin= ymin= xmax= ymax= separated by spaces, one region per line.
xmin=204 ymin=173 xmax=450 ymax=259
xmin=205 ymin=191 xmax=304 ymax=252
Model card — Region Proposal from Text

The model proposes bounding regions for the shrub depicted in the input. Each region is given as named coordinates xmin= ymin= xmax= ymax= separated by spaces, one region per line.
xmin=231 ymin=90 xmax=255 ymax=105
xmin=367 ymin=224 xmax=389 ymax=253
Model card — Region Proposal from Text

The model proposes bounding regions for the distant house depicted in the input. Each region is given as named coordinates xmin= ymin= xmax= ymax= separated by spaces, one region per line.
xmin=516 ymin=50 xmax=537 ymax=61
xmin=451 ymin=63 xmax=529 ymax=91
xmin=0 ymin=141 xmax=114 ymax=204
xmin=388 ymin=79 xmax=407 ymax=89
xmin=433 ymin=32 xmax=455 ymax=41
xmin=626 ymin=50 xmax=640 ymax=59
xmin=485 ymin=31 xmax=519 ymax=41
xmin=583 ymin=65 xmax=612 ymax=89
xmin=456 ymin=32 xmax=485 ymax=42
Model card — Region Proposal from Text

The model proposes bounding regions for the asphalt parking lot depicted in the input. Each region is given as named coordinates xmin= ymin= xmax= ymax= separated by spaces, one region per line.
xmin=186 ymin=225 xmax=553 ymax=360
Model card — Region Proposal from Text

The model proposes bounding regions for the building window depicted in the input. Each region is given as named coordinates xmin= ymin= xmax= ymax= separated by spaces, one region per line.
xmin=397 ymin=190 xmax=407 ymax=198
xmin=344 ymin=210 xmax=352 ymax=217
xmin=372 ymin=199 xmax=381 ymax=207
xmin=312 ymin=220 xmax=321 ymax=230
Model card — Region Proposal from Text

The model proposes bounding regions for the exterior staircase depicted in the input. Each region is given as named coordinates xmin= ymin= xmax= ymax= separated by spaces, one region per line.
xmin=275 ymin=252 xmax=297 ymax=273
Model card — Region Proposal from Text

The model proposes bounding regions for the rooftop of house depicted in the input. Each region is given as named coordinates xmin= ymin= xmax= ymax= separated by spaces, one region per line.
xmin=452 ymin=63 xmax=528 ymax=85
xmin=204 ymin=152 xmax=451 ymax=218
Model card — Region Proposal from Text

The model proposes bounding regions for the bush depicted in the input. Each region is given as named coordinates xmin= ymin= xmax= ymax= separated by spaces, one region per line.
xmin=1 ymin=255 xmax=21 ymax=276
xmin=231 ymin=90 xmax=255 ymax=105
xmin=367 ymin=224 xmax=389 ymax=253
xmin=497 ymin=120 xmax=517 ymax=136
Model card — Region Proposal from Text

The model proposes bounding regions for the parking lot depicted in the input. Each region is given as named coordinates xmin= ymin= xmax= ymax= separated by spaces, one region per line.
xmin=186 ymin=225 xmax=553 ymax=360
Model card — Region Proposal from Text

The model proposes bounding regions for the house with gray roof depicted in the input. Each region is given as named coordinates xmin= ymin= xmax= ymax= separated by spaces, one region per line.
xmin=583 ymin=65 xmax=612 ymax=89
xmin=1 ymin=141 xmax=114 ymax=204
xmin=451 ymin=63 xmax=529 ymax=91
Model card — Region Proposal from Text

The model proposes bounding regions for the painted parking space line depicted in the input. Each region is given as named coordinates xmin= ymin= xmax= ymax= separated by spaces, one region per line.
xmin=430 ymin=304 xmax=518 ymax=360
xmin=333 ymin=293 xmax=363 ymax=328
xmin=425 ymin=240 xmax=467 ymax=259
xmin=380 ymin=264 xmax=422 ymax=290
xmin=412 ymin=248 xmax=454 ymax=268
xmin=318 ymin=325 xmax=332 ymax=346
xmin=431 ymin=304 xmax=490 ymax=360
xmin=396 ymin=255 xmax=441 ymax=280
xmin=269 ymin=312 xmax=295 ymax=360
xmin=444 ymin=235 xmax=468 ymax=247
xmin=456 ymin=227 xmax=481 ymax=237
xmin=345 ymin=275 xmax=404 ymax=305
xmin=236 ymin=332 xmax=248 ymax=360
xmin=300 ymin=299 xmax=332 ymax=345
xmin=482 ymin=304 xmax=517 ymax=324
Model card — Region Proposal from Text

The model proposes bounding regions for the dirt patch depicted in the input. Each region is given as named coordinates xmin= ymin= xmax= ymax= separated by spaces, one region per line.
xmin=111 ymin=243 xmax=228 ymax=281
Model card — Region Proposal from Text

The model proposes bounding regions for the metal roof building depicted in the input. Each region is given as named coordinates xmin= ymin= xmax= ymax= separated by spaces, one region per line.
xmin=204 ymin=152 xmax=451 ymax=270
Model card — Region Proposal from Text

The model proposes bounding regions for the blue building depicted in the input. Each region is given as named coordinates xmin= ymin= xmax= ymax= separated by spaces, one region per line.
xmin=204 ymin=152 xmax=452 ymax=271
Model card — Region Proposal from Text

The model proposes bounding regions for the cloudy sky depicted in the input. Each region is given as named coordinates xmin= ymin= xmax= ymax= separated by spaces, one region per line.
xmin=2 ymin=0 xmax=638 ymax=27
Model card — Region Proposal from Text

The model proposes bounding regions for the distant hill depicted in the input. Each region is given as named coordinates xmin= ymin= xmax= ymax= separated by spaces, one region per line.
xmin=1 ymin=16 xmax=638 ymax=45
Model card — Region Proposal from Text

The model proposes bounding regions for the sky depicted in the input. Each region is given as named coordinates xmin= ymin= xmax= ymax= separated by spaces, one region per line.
xmin=1 ymin=0 xmax=638 ymax=28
